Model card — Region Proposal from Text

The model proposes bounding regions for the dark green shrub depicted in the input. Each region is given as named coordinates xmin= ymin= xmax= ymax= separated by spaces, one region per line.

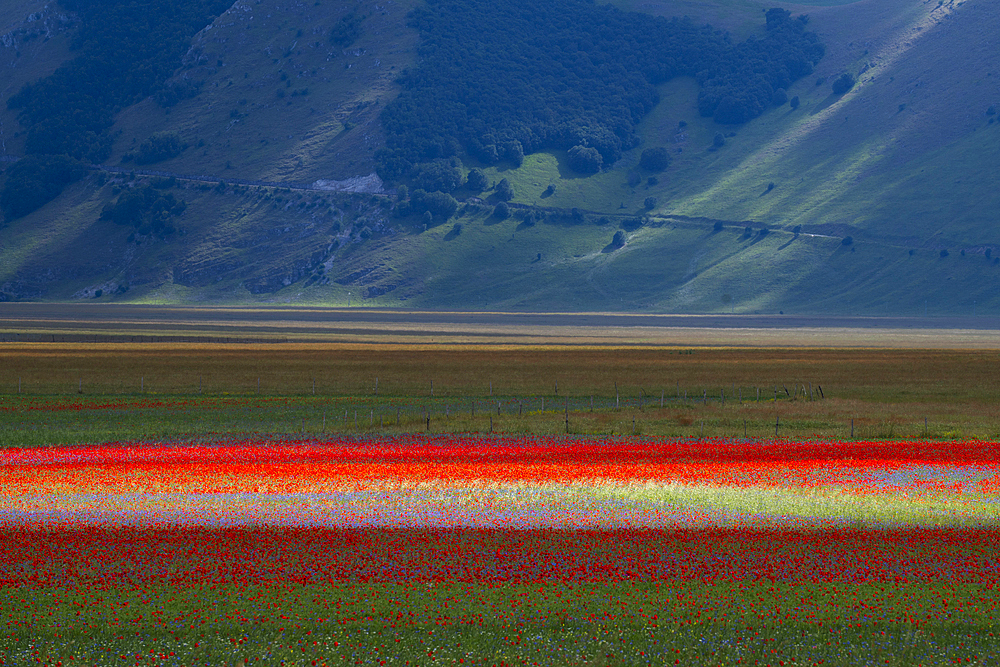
xmin=639 ymin=146 xmax=671 ymax=171
xmin=832 ymin=73 xmax=855 ymax=95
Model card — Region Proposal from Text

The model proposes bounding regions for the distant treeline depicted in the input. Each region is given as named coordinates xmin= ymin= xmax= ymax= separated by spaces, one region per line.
xmin=377 ymin=0 xmax=823 ymax=181
xmin=1 ymin=0 xmax=231 ymax=222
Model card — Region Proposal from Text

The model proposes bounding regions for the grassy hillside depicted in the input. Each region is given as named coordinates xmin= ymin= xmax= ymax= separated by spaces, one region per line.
xmin=109 ymin=0 xmax=420 ymax=184
xmin=0 ymin=0 xmax=998 ymax=316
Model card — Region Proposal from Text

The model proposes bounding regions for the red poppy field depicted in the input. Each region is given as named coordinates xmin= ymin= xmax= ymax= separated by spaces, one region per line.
xmin=1 ymin=436 xmax=999 ymax=666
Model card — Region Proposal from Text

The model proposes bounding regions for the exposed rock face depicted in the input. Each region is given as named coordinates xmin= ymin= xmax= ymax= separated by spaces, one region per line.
xmin=312 ymin=173 xmax=384 ymax=194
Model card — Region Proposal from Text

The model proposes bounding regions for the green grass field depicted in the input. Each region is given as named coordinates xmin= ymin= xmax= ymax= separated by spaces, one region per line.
xmin=3 ymin=579 xmax=996 ymax=666
xmin=4 ymin=343 xmax=1000 ymax=445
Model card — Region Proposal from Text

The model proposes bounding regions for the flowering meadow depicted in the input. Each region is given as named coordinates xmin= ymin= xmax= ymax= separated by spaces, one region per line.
xmin=1 ymin=436 xmax=998 ymax=666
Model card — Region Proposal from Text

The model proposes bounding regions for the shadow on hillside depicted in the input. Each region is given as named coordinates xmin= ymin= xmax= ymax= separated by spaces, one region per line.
xmin=515 ymin=220 xmax=536 ymax=232
xmin=553 ymin=152 xmax=593 ymax=181
xmin=443 ymin=225 xmax=462 ymax=241
xmin=810 ymin=93 xmax=841 ymax=116
xmin=601 ymin=242 xmax=622 ymax=254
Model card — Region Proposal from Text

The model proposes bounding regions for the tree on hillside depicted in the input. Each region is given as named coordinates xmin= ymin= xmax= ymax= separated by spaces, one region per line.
xmin=832 ymin=73 xmax=856 ymax=95
xmin=639 ymin=147 xmax=671 ymax=172
xmin=503 ymin=140 xmax=524 ymax=168
xmin=567 ymin=145 xmax=602 ymax=174
xmin=612 ymin=230 xmax=626 ymax=248
xmin=495 ymin=178 xmax=513 ymax=201
xmin=410 ymin=189 xmax=458 ymax=220
xmin=330 ymin=12 xmax=364 ymax=47
xmin=412 ymin=159 xmax=463 ymax=193
xmin=466 ymin=168 xmax=488 ymax=192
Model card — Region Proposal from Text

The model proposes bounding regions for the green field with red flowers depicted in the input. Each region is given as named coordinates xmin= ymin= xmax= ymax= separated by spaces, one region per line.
xmin=2 ymin=343 xmax=1000 ymax=666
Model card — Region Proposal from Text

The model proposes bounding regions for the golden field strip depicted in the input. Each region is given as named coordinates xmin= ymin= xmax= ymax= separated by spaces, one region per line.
xmin=4 ymin=303 xmax=1000 ymax=346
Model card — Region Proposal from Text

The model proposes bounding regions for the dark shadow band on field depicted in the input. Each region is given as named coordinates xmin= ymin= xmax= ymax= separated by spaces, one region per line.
xmin=3 ymin=525 xmax=996 ymax=585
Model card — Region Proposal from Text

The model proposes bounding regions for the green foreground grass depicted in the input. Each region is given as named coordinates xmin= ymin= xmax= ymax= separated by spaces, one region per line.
xmin=0 ymin=391 xmax=994 ymax=447
xmin=2 ymin=581 xmax=998 ymax=666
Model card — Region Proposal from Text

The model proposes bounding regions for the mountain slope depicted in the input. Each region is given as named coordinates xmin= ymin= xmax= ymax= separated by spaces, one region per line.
xmin=0 ymin=0 xmax=998 ymax=316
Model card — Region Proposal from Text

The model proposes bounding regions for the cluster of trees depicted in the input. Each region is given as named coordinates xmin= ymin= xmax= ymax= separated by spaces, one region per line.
xmin=1 ymin=0 xmax=231 ymax=221
xmin=123 ymin=132 xmax=187 ymax=165
xmin=696 ymin=9 xmax=824 ymax=123
xmin=99 ymin=182 xmax=187 ymax=237
xmin=396 ymin=189 xmax=459 ymax=222
xmin=0 ymin=155 xmax=88 ymax=221
xmin=377 ymin=0 xmax=823 ymax=181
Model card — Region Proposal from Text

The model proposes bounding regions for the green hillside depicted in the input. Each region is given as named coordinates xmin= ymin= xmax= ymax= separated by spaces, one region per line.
xmin=0 ymin=0 xmax=997 ymax=316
